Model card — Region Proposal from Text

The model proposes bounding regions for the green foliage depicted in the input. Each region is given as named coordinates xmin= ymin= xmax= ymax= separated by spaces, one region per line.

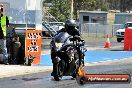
xmin=50 ymin=0 xmax=71 ymax=22
xmin=43 ymin=0 xmax=52 ymax=3
xmin=43 ymin=0 xmax=131 ymax=21
xmin=107 ymin=0 xmax=132 ymax=12
xmin=43 ymin=0 xmax=71 ymax=22
xmin=43 ymin=0 xmax=108 ymax=21
xmin=73 ymin=0 xmax=108 ymax=11
xmin=73 ymin=0 xmax=108 ymax=19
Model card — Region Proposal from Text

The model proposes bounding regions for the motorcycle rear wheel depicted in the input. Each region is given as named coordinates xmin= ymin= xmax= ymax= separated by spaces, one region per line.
xmin=69 ymin=48 xmax=79 ymax=79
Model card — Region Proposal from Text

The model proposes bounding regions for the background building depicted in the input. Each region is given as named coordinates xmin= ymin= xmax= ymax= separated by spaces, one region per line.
xmin=79 ymin=11 xmax=108 ymax=25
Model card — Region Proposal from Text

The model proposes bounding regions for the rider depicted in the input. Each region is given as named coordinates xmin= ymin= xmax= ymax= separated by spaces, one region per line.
xmin=57 ymin=19 xmax=80 ymax=36
xmin=51 ymin=19 xmax=81 ymax=75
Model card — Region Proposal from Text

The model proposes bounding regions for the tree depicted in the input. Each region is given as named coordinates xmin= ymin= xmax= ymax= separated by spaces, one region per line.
xmin=43 ymin=0 xmax=71 ymax=22
xmin=43 ymin=0 xmax=109 ymax=21
xmin=73 ymin=0 xmax=108 ymax=20
xmin=43 ymin=0 xmax=52 ymax=6
xmin=107 ymin=0 xmax=132 ymax=12
xmin=126 ymin=0 xmax=132 ymax=13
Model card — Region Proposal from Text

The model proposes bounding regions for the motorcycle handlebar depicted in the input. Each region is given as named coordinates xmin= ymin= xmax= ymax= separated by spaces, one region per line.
xmin=69 ymin=36 xmax=85 ymax=45
xmin=70 ymin=36 xmax=84 ymax=41
xmin=69 ymin=35 xmax=80 ymax=41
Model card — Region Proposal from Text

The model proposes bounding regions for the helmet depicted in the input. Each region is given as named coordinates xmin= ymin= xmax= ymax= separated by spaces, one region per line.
xmin=65 ymin=19 xmax=77 ymax=36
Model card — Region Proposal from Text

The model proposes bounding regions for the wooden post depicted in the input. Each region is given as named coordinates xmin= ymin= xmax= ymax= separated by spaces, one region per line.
xmin=71 ymin=0 xmax=73 ymax=19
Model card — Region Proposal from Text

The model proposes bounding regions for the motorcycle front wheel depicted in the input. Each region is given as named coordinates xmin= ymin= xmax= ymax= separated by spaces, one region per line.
xmin=53 ymin=59 xmax=64 ymax=81
xmin=69 ymin=47 xmax=80 ymax=79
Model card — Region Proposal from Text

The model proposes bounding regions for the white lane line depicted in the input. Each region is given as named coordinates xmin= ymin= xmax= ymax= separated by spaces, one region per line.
xmin=85 ymin=58 xmax=132 ymax=66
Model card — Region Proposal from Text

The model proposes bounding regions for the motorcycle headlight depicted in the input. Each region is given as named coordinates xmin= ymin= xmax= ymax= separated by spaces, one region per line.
xmin=55 ymin=43 xmax=63 ymax=50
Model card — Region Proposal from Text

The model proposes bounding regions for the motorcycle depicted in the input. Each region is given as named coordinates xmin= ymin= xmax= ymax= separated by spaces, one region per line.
xmin=50 ymin=32 xmax=87 ymax=81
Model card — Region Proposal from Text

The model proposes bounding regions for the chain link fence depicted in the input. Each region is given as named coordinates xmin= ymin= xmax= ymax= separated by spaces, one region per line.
xmin=80 ymin=23 xmax=124 ymax=37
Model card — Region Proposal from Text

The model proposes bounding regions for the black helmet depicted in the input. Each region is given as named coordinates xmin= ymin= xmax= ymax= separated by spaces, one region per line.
xmin=65 ymin=19 xmax=77 ymax=36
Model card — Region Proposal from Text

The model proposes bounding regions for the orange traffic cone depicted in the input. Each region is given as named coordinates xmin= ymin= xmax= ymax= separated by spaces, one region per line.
xmin=104 ymin=34 xmax=110 ymax=48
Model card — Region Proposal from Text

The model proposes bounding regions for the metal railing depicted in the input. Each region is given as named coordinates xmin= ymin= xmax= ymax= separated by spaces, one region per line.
xmin=43 ymin=11 xmax=64 ymax=30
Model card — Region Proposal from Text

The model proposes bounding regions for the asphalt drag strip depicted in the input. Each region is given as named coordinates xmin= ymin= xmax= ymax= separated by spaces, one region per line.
xmin=0 ymin=58 xmax=132 ymax=88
